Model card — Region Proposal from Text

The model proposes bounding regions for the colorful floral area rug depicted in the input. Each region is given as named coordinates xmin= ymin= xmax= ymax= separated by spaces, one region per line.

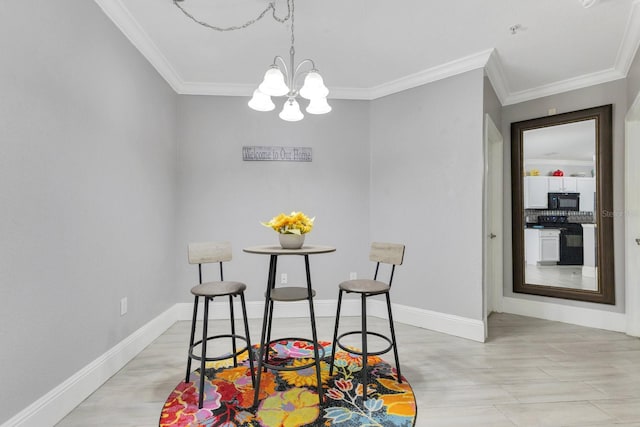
xmin=160 ymin=341 xmax=417 ymax=427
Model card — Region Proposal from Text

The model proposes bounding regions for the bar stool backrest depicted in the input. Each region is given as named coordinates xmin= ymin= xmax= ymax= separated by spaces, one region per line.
xmin=188 ymin=241 xmax=232 ymax=284
xmin=188 ymin=241 xmax=233 ymax=264
xmin=369 ymin=242 xmax=405 ymax=287
xmin=369 ymin=242 xmax=405 ymax=265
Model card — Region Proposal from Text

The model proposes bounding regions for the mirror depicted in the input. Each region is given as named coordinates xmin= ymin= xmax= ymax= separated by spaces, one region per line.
xmin=511 ymin=105 xmax=614 ymax=304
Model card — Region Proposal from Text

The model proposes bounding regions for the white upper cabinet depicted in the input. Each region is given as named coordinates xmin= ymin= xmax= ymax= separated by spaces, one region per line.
xmin=576 ymin=177 xmax=595 ymax=212
xmin=548 ymin=176 xmax=577 ymax=192
xmin=524 ymin=176 xmax=594 ymax=211
xmin=524 ymin=176 xmax=549 ymax=209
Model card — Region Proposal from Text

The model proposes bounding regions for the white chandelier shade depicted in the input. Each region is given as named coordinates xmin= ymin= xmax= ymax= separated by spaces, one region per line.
xmin=306 ymin=96 xmax=332 ymax=115
xmin=299 ymin=71 xmax=329 ymax=100
xmin=247 ymin=89 xmax=275 ymax=112
xmin=279 ymin=98 xmax=304 ymax=122
xmin=258 ymin=66 xmax=289 ymax=97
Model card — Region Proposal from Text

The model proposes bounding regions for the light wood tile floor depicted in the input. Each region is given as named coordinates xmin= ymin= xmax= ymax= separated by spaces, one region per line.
xmin=525 ymin=265 xmax=597 ymax=291
xmin=56 ymin=313 xmax=640 ymax=427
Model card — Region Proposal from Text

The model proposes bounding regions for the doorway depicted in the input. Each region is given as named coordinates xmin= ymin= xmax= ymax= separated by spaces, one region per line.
xmin=625 ymin=94 xmax=640 ymax=337
xmin=483 ymin=114 xmax=504 ymax=339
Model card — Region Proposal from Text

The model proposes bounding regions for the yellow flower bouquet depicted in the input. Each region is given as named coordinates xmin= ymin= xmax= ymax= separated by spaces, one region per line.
xmin=261 ymin=211 xmax=315 ymax=235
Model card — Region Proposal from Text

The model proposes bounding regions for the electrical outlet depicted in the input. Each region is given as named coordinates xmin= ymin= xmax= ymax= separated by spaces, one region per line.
xmin=120 ymin=297 xmax=128 ymax=316
xmin=350 ymin=272 xmax=357 ymax=280
xmin=281 ymin=273 xmax=288 ymax=284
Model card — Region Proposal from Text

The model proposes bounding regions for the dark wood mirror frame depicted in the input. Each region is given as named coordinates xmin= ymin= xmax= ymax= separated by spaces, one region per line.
xmin=511 ymin=104 xmax=614 ymax=304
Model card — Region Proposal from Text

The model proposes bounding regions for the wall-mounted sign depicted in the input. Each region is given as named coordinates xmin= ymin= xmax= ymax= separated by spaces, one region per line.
xmin=242 ymin=146 xmax=312 ymax=162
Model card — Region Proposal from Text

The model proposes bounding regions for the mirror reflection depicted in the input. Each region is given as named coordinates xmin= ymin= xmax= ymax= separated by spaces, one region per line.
xmin=522 ymin=120 xmax=597 ymax=291
xmin=511 ymin=104 xmax=614 ymax=305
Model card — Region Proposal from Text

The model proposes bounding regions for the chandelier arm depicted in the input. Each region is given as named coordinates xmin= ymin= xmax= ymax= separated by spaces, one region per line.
xmin=272 ymin=56 xmax=290 ymax=83
xmin=172 ymin=0 xmax=291 ymax=32
xmin=291 ymin=59 xmax=316 ymax=91
xmin=293 ymin=59 xmax=317 ymax=76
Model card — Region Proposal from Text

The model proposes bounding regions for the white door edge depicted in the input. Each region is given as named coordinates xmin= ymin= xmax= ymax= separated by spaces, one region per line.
xmin=483 ymin=113 xmax=504 ymax=338
xmin=625 ymin=94 xmax=640 ymax=337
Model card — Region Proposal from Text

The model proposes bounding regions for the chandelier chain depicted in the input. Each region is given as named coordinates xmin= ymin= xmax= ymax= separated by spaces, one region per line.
xmin=289 ymin=0 xmax=295 ymax=51
xmin=172 ymin=0 xmax=292 ymax=32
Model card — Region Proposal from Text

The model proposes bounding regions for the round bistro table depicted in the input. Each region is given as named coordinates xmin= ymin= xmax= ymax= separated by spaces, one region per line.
xmin=243 ymin=245 xmax=336 ymax=407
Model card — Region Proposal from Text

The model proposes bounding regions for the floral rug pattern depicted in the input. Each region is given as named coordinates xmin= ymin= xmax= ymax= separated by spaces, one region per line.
xmin=160 ymin=341 xmax=417 ymax=426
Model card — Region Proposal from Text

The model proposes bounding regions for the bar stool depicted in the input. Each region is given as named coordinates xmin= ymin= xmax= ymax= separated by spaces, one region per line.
xmin=329 ymin=242 xmax=405 ymax=401
xmin=185 ymin=241 xmax=255 ymax=409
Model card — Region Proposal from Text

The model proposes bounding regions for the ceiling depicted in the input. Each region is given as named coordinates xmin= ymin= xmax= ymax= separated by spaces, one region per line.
xmin=524 ymin=120 xmax=595 ymax=163
xmin=96 ymin=0 xmax=640 ymax=105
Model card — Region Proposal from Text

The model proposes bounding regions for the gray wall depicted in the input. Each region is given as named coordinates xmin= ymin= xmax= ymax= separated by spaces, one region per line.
xmin=628 ymin=48 xmax=640 ymax=108
xmin=175 ymin=96 xmax=371 ymax=301
xmin=484 ymin=76 xmax=502 ymax=129
xmin=501 ymin=79 xmax=627 ymax=312
xmin=0 ymin=1 xmax=178 ymax=423
xmin=175 ymin=69 xmax=488 ymax=323
xmin=369 ymin=69 xmax=486 ymax=320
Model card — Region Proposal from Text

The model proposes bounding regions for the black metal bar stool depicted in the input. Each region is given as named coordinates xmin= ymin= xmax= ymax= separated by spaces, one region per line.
xmin=185 ymin=241 xmax=255 ymax=409
xmin=329 ymin=242 xmax=405 ymax=401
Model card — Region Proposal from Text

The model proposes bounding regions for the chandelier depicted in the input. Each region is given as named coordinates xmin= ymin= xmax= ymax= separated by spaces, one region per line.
xmin=173 ymin=0 xmax=330 ymax=122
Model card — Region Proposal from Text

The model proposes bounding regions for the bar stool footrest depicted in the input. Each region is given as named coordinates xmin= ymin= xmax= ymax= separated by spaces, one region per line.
xmin=336 ymin=330 xmax=393 ymax=357
xmin=189 ymin=333 xmax=251 ymax=363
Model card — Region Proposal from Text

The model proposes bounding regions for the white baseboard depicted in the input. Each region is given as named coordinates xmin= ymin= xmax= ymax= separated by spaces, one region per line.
xmin=368 ymin=301 xmax=486 ymax=343
xmin=173 ymin=300 xmax=485 ymax=342
xmin=502 ymin=296 xmax=626 ymax=332
xmin=2 ymin=305 xmax=179 ymax=427
xmin=173 ymin=299 xmax=361 ymax=321
xmin=3 ymin=300 xmax=483 ymax=426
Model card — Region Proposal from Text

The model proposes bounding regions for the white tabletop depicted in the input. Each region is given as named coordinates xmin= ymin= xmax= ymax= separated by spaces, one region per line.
xmin=243 ymin=245 xmax=336 ymax=255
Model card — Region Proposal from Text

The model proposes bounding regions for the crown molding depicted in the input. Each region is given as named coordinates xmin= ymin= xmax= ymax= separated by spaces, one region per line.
xmin=502 ymin=68 xmax=627 ymax=106
xmin=498 ymin=0 xmax=640 ymax=106
xmin=177 ymin=81 xmax=253 ymax=97
xmin=484 ymin=49 xmax=510 ymax=105
xmin=177 ymin=81 xmax=374 ymax=100
xmin=94 ymin=0 xmax=184 ymax=93
xmin=366 ymin=49 xmax=493 ymax=100
xmin=615 ymin=0 xmax=640 ymax=76
xmin=96 ymin=1 xmax=640 ymax=104
xmin=322 ymin=87 xmax=374 ymax=100
xmin=171 ymin=51 xmax=493 ymax=100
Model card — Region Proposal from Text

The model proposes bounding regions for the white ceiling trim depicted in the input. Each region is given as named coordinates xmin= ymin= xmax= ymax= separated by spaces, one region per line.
xmin=484 ymin=50 xmax=510 ymax=105
xmin=96 ymin=0 xmax=640 ymax=106
xmin=497 ymin=0 xmax=640 ymax=106
xmin=178 ymin=81 xmax=253 ymax=97
xmin=502 ymin=68 xmax=627 ymax=106
xmin=178 ymin=81 xmax=376 ymax=100
xmin=166 ymin=50 xmax=494 ymax=101
xmin=95 ymin=0 xmax=183 ymax=93
xmin=615 ymin=0 xmax=640 ymax=76
xmin=365 ymin=49 xmax=493 ymax=100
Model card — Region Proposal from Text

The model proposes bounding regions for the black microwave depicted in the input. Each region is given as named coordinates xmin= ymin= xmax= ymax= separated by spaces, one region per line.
xmin=548 ymin=192 xmax=580 ymax=211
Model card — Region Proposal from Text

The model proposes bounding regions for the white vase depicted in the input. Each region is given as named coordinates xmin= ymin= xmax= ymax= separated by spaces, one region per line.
xmin=279 ymin=233 xmax=305 ymax=249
